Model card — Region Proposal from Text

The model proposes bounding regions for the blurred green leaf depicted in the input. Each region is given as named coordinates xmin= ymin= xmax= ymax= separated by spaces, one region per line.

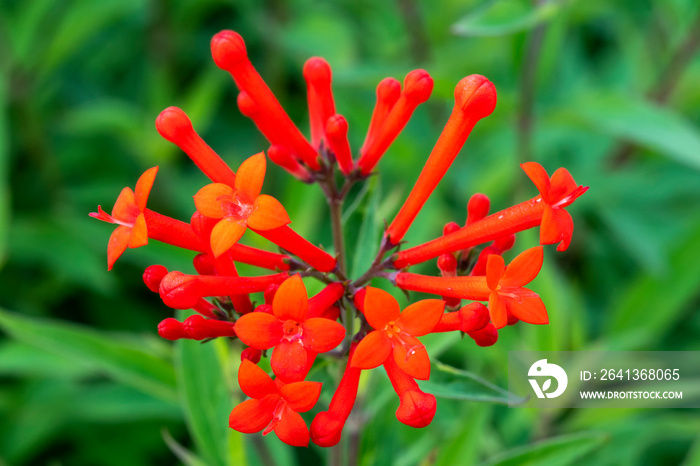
xmin=162 ymin=429 xmax=210 ymax=466
xmin=0 ymin=72 xmax=8 ymax=268
xmin=419 ymin=361 xmax=526 ymax=406
xmin=0 ymin=308 xmax=177 ymax=402
xmin=351 ymin=176 xmax=382 ymax=278
xmin=484 ymin=432 xmax=608 ymax=466
xmin=174 ymin=314 xmax=246 ymax=466
xmin=0 ymin=340 xmax=93 ymax=379
xmin=451 ymin=0 xmax=566 ymax=37
xmin=571 ymin=93 xmax=700 ymax=170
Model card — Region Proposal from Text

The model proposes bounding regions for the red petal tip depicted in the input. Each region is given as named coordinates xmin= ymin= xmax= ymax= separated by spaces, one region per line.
xmin=303 ymin=57 xmax=332 ymax=84
xmin=143 ymin=265 xmax=168 ymax=293
xmin=211 ymin=30 xmax=248 ymax=71
xmin=155 ymin=106 xmax=193 ymax=143
xmin=454 ymin=75 xmax=497 ymax=119
xmin=403 ymin=69 xmax=433 ymax=103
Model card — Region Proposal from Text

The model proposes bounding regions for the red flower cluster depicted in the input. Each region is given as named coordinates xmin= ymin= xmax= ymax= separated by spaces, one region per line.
xmin=91 ymin=30 xmax=587 ymax=447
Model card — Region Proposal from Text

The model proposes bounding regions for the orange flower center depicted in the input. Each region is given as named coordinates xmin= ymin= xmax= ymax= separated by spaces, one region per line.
xmin=219 ymin=191 xmax=255 ymax=219
xmin=383 ymin=320 xmax=424 ymax=362
xmin=383 ymin=321 xmax=402 ymax=337
xmin=282 ymin=319 xmax=302 ymax=341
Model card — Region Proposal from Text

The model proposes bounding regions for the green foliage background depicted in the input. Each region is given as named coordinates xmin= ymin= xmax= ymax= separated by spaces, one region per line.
xmin=1 ymin=0 xmax=699 ymax=464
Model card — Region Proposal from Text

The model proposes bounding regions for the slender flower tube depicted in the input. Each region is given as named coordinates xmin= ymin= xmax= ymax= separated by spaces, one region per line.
xmin=325 ymin=115 xmax=354 ymax=175
xmin=357 ymin=70 xmax=433 ymax=176
xmin=307 ymin=282 xmax=346 ymax=318
xmin=385 ymin=75 xmax=497 ymax=245
xmin=234 ymin=275 xmax=346 ymax=382
xmin=303 ymin=57 xmax=336 ymax=149
xmin=144 ymin=265 xmax=218 ymax=318
xmin=351 ymin=287 xmax=444 ymax=380
xmin=158 ymin=271 xmax=287 ymax=310
xmin=90 ymin=167 xmax=158 ymax=269
xmin=253 ymin=225 xmax=337 ymax=272
xmin=384 ymin=356 xmax=437 ymax=428
xmin=155 ymin=107 xmax=237 ymax=187
xmin=469 ymin=245 xmax=500 ymax=277
xmin=211 ymin=30 xmax=320 ymax=170
xmin=229 ymin=360 xmax=321 ymax=447
xmin=360 ymin=77 xmax=401 ymax=156
xmin=183 ymin=314 xmax=237 ymax=340
xmin=432 ymin=302 xmax=490 ymax=333
xmin=394 ymin=162 xmax=588 ymax=268
xmin=396 ymin=246 xmax=547 ymax=329
xmin=158 ymin=318 xmax=188 ymax=341
xmin=268 ymin=145 xmax=314 ymax=183
xmin=310 ymin=344 xmax=361 ymax=447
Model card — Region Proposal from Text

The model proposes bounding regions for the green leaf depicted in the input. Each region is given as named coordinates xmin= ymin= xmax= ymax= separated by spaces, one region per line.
xmin=0 ymin=308 xmax=177 ymax=402
xmin=451 ymin=0 xmax=566 ymax=37
xmin=484 ymin=432 xmax=608 ymax=466
xmin=418 ymin=361 xmax=526 ymax=406
xmin=570 ymin=93 xmax=700 ymax=170
xmin=0 ymin=72 xmax=8 ymax=268
xmin=174 ymin=312 xmax=247 ymax=466
xmin=351 ymin=176 xmax=382 ymax=278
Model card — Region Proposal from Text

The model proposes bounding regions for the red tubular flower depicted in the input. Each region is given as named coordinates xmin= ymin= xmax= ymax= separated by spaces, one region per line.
xmin=437 ymin=253 xmax=461 ymax=308
xmin=253 ymin=225 xmax=337 ymax=272
xmin=193 ymin=253 xmax=216 ymax=275
xmin=385 ymin=75 xmax=497 ymax=245
xmin=183 ymin=314 xmax=236 ymax=340
xmin=90 ymin=167 xmax=157 ymax=270
xmin=468 ymin=322 xmax=498 ymax=347
xmin=155 ymin=107 xmax=237 ymax=187
xmin=229 ymin=360 xmax=321 ymax=447
xmin=211 ymin=31 xmax=320 ymax=170
xmin=267 ymin=145 xmax=314 ymax=183
xmin=234 ymin=275 xmax=346 ymax=382
xmin=351 ymin=287 xmax=444 ymax=380
xmin=144 ymin=265 xmax=218 ymax=318
xmin=393 ymin=162 xmax=588 ymax=268
xmin=357 ymin=70 xmax=433 ymax=176
xmin=396 ymin=246 xmax=547 ymax=329
xmin=466 ymin=193 xmax=490 ymax=225
xmin=360 ymin=77 xmax=401 ymax=156
xmin=228 ymin=244 xmax=290 ymax=271
xmin=470 ymin=245 xmax=500 ymax=277
xmin=325 ymin=115 xmax=354 ymax=175
xmin=158 ymin=271 xmax=287 ymax=310
xmin=432 ymin=302 xmax=490 ymax=333
xmin=310 ymin=344 xmax=361 ymax=447
xmin=443 ymin=221 xmax=461 ymax=236
xmin=303 ymin=57 xmax=336 ymax=149
xmin=307 ymin=282 xmax=345 ymax=318
xmin=194 ymin=152 xmax=291 ymax=257
xmin=383 ymin=356 xmax=436 ymax=428
xmin=158 ymin=318 xmax=188 ymax=341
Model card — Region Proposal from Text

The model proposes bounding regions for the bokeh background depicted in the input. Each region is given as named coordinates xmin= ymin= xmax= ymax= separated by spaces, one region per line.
xmin=1 ymin=0 xmax=700 ymax=464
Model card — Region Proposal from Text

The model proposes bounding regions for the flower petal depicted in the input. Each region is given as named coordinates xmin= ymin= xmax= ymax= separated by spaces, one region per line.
xmin=521 ymin=162 xmax=551 ymax=202
xmin=234 ymin=312 xmax=282 ymax=349
xmin=194 ymin=183 xmax=233 ymax=219
xmin=301 ymin=318 xmax=345 ymax=353
xmin=489 ymin=292 xmax=508 ymax=329
xmin=350 ymin=330 xmax=391 ymax=369
xmin=210 ymin=217 xmax=247 ymax=257
xmin=540 ymin=205 xmax=573 ymax=252
xmin=248 ymin=195 xmax=291 ymax=230
xmin=239 ymin=359 xmax=277 ymax=399
xmin=134 ymin=166 xmax=158 ymax=211
xmin=363 ymin=287 xmax=401 ymax=329
xmin=485 ymin=253 xmax=505 ymax=290
xmin=229 ymin=396 xmax=278 ymax=433
xmin=273 ymin=406 xmax=309 ymax=447
xmin=235 ymin=152 xmax=266 ymax=198
xmin=272 ymin=274 xmax=308 ymax=322
xmin=500 ymin=246 xmax=543 ymax=287
xmin=271 ymin=339 xmax=310 ymax=383
xmin=107 ymin=225 xmax=131 ymax=271
xmin=396 ymin=390 xmax=437 ymax=428
xmin=392 ymin=335 xmax=430 ymax=380
xmin=128 ymin=212 xmax=148 ymax=248
xmin=504 ymin=293 xmax=549 ymax=325
xmin=111 ymin=187 xmax=138 ymax=222
xmin=397 ymin=299 xmax=445 ymax=336
xmin=550 ymin=167 xmax=578 ymax=202
xmin=279 ymin=381 xmax=322 ymax=412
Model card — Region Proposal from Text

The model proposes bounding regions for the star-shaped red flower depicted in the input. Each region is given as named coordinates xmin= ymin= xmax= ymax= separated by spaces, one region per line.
xmin=521 ymin=162 xmax=588 ymax=252
xmin=234 ymin=274 xmax=346 ymax=382
xmin=351 ymin=287 xmax=444 ymax=380
xmin=89 ymin=166 xmax=158 ymax=270
xmin=194 ymin=152 xmax=290 ymax=257
xmin=486 ymin=246 xmax=547 ymax=329
xmin=229 ymin=359 xmax=321 ymax=447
